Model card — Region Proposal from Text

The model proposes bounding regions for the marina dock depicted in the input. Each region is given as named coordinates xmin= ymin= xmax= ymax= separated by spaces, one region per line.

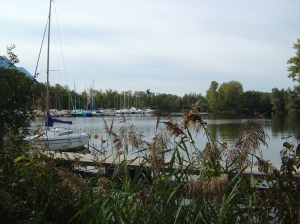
xmin=44 ymin=151 xmax=293 ymax=180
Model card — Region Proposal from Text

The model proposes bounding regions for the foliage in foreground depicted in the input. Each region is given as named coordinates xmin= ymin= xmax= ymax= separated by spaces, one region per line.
xmin=0 ymin=45 xmax=36 ymax=149
xmin=74 ymin=109 xmax=300 ymax=224
xmin=0 ymin=103 xmax=300 ymax=223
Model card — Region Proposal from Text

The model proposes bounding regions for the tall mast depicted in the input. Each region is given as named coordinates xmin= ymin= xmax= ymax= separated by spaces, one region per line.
xmin=46 ymin=0 xmax=52 ymax=117
xmin=68 ymin=86 xmax=70 ymax=110
xmin=92 ymin=80 xmax=94 ymax=110
xmin=74 ymin=78 xmax=76 ymax=109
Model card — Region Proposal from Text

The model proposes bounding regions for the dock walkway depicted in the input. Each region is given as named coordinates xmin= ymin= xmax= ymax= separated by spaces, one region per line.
xmin=44 ymin=151 xmax=293 ymax=180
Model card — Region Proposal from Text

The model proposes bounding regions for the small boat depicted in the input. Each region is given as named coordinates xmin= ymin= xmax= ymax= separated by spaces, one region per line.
xmin=25 ymin=115 xmax=90 ymax=151
xmin=105 ymin=109 xmax=117 ymax=116
xmin=142 ymin=106 xmax=155 ymax=114
xmin=82 ymin=110 xmax=93 ymax=117
xmin=25 ymin=0 xmax=90 ymax=151
xmin=91 ymin=110 xmax=104 ymax=116
xmin=70 ymin=109 xmax=92 ymax=117
xmin=92 ymin=108 xmax=116 ymax=116
xmin=130 ymin=107 xmax=143 ymax=114
xmin=25 ymin=128 xmax=90 ymax=151
xmin=116 ymin=108 xmax=131 ymax=114
xmin=71 ymin=109 xmax=84 ymax=117
xmin=58 ymin=110 xmax=72 ymax=117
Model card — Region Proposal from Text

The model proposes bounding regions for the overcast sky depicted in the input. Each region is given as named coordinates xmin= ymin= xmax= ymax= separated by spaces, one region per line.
xmin=1 ymin=0 xmax=299 ymax=96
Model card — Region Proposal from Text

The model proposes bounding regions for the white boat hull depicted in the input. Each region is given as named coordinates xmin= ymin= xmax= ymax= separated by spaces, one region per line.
xmin=143 ymin=109 xmax=155 ymax=114
xmin=25 ymin=129 xmax=90 ymax=151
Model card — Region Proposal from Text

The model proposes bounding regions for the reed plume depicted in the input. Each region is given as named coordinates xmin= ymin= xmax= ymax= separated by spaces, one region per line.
xmin=102 ymin=116 xmax=123 ymax=153
xmin=147 ymin=142 xmax=164 ymax=175
xmin=97 ymin=177 xmax=110 ymax=195
xmin=160 ymin=119 xmax=187 ymax=140
xmin=186 ymin=174 xmax=228 ymax=201
xmin=56 ymin=167 xmax=88 ymax=197
xmin=182 ymin=101 xmax=207 ymax=134
xmin=226 ymin=115 xmax=269 ymax=169
xmin=202 ymin=143 xmax=223 ymax=165
xmin=128 ymin=124 xmax=146 ymax=151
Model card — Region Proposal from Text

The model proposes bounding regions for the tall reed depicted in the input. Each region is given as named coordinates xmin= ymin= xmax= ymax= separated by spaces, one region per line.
xmin=73 ymin=104 xmax=300 ymax=223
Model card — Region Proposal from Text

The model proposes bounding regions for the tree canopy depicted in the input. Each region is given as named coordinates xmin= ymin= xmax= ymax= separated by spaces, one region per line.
xmin=287 ymin=38 xmax=300 ymax=83
xmin=206 ymin=81 xmax=219 ymax=111
xmin=0 ymin=45 xmax=35 ymax=147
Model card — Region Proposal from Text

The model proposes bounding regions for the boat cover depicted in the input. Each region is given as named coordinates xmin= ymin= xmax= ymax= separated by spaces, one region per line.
xmin=45 ymin=115 xmax=72 ymax=127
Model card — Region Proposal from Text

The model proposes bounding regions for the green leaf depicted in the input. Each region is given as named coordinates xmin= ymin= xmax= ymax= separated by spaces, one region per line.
xmin=14 ymin=156 xmax=23 ymax=163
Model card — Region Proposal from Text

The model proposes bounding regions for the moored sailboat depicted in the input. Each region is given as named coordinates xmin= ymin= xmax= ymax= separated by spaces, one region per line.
xmin=25 ymin=0 xmax=90 ymax=151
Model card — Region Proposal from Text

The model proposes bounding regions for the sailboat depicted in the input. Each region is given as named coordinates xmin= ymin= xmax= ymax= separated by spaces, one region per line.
xmin=25 ymin=0 xmax=90 ymax=151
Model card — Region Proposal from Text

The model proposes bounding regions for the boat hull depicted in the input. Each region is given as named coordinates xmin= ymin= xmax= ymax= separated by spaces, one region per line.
xmin=25 ymin=132 xmax=90 ymax=151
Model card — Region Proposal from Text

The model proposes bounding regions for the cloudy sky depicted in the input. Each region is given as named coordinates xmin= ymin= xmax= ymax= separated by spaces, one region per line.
xmin=1 ymin=0 xmax=299 ymax=96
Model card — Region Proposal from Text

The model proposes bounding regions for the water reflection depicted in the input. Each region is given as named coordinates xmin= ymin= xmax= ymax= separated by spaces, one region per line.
xmin=271 ymin=114 xmax=300 ymax=138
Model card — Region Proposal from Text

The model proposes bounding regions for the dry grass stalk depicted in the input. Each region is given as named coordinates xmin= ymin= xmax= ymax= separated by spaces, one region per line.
xmin=235 ymin=118 xmax=269 ymax=155
xmin=128 ymin=124 xmax=146 ymax=151
xmin=97 ymin=177 xmax=110 ymax=195
xmin=225 ymin=145 xmax=251 ymax=170
xmin=102 ymin=115 xmax=115 ymax=135
xmin=155 ymin=131 xmax=171 ymax=152
xmin=185 ymin=179 xmax=202 ymax=199
xmin=226 ymin=116 xmax=269 ymax=169
xmin=147 ymin=143 xmax=164 ymax=175
xmin=147 ymin=131 xmax=171 ymax=174
xmin=181 ymin=101 xmax=207 ymax=134
xmin=186 ymin=174 xmax=228 ymax=201
xmin=161 ymin=119 xmax=187 ymax=140
xmin=156 ymin=112 xmax=161 ymax=131
xmin=202 ymin=143 xmax=222 ymax=165
xmin=56 ymin=167 xmax=87 ymax=196
xmin=102 ymin=116 xmax=123 ymax=153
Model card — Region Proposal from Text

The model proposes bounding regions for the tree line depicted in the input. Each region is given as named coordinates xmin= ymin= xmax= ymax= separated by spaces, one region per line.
xmin=31 ymin=79 xmax=300 ymax=115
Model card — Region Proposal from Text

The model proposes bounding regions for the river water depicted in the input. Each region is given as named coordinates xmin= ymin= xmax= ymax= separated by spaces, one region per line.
xmin=56 ymin=113 xmax=300 ymax=166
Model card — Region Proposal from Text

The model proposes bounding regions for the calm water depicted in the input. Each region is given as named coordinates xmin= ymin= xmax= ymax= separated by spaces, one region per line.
xmin=58 ymin=113 xmax=300 ymax=166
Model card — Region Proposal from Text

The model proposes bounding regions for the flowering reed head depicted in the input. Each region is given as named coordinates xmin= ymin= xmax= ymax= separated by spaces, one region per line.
xmin=227 ymin=116 xmax=269 ymax=169
xmin=186 ymin=174 xmax=228 ymax=201
xmin=56 ymin=167 xmax=87 ymax=196
xmin=97 ymin=177 xmax=110 ymax=195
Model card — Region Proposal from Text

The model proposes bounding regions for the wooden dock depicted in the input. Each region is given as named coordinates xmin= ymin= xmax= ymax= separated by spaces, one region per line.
xmin=44 ymin=151 xmax=292 ymax=180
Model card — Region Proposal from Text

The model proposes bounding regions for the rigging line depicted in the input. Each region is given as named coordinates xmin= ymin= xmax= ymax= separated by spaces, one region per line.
xmin=53 ymin=1 xmax=68 ymax=88
xmin=34 ymin=19 xmax=48 ymax=79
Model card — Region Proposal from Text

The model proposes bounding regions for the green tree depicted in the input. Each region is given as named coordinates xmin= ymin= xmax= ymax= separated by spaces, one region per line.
xmin=287 ymin=38 xmax=300 ymax=83
xmin=206 ymin=81 xmax=219 ymax=111
xmin=217 ymin=81 xmax=243 ymax=111
xmin=197 ymin=94 xmax=208 ymax=111
xmin=284 ymin=88 xmax=300 ymax=114
xmin=242 ymin=91 xmax=272 ymax=113
xmin=260 ymin=92 xmax=273 ymax=113
xmin=242 ymin=91 xmax=261 ymax=112
xmin=0 ymin=45 xmax=35 ymax=147
xmin=270 ymin=88 xmax=285 ymax=114
xmin=145 ymin=89 xmax=152 ymax=105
